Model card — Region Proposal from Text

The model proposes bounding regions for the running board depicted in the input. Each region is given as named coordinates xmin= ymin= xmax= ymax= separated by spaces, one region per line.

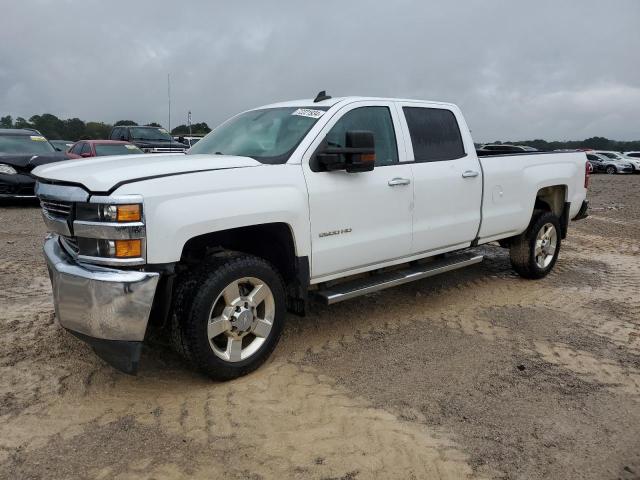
xmin=315 ymin=253 xmax=483 ymax=305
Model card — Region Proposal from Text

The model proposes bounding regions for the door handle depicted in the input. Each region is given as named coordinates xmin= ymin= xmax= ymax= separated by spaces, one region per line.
xmin=462 ymin=170 xmax=479 ymax=178
xmin=388 ymin=177 xmax=411 ymax=186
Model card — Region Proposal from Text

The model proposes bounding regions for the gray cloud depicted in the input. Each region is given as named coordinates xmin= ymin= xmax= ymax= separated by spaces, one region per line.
xmin=1 ymin=0 xmax=639 ymax=141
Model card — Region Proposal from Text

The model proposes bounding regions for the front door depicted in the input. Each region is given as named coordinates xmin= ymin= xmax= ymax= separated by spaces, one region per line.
xmin=302 ymin=101 xmax=413 ymax=280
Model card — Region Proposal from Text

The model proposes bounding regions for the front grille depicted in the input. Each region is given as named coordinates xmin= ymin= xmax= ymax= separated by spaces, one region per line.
xmin=60 ymin=236 xmax=79 ymax=256
xmin=41 ymin=200 xmax=73 ymax=220
xmin=0 ymin=184 xmax=35 ymax=196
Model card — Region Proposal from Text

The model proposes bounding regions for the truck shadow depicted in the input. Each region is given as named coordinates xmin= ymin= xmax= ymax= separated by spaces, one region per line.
xmin=140 ymin=245 xmax=514 ymax=379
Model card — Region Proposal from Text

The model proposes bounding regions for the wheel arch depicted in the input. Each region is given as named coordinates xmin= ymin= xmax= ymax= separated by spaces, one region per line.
xmin=534 ymin=185 xmax=567 ymax=217
xmin=179 ymin=222 xmax=309 ymax=315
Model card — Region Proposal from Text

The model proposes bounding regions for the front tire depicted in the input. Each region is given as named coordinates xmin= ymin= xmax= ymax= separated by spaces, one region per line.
xmin=509 ymin=211 xmax=561 ymax=279
xmin=172 ymin=254 xmax=286 ymax=380
xmin=606 ymin=165 xmax=617 ymax=174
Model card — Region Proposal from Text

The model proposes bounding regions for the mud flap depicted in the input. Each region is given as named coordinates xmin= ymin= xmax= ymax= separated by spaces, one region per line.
xmin=67 ymin=329 xmax=142 ymax=375
xmin=573 ymin=200 xmax=589 ymax=221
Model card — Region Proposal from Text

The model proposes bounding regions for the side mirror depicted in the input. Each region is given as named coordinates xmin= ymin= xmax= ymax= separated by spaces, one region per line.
xmin=314 ymin=130 xmax=375 ymax=173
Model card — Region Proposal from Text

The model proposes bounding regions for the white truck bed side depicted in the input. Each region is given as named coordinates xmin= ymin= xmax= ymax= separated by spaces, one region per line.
xmin=478 ymin=151 xmax=587 ymax=242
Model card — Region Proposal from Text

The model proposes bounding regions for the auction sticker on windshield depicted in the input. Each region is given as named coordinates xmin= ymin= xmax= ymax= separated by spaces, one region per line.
xmin=30 ymin=136 xmax=47 ymax=141
xmin=292 ymin=108 xmax=324 ymax=119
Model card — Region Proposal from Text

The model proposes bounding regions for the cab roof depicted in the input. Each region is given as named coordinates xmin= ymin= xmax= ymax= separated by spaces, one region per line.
xmin=258 ymin=96 xmax=458 ymax=110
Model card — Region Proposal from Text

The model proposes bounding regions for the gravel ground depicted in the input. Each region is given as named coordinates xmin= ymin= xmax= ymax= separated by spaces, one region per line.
xmin=1 ymin=174 xmax=639 ymax=479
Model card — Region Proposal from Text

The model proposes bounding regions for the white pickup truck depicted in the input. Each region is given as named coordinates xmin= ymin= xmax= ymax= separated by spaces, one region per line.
xmin=33 ymin=93 xmax=589 ymax=379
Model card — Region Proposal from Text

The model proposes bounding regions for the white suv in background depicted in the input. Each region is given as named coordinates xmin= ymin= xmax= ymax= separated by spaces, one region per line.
xmin=595 ymin=150 xmax=640 ymax=173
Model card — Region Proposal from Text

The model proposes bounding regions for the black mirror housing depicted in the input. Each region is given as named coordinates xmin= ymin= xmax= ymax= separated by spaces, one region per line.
xmin=314 ymin=130 xmax=375 ymax=173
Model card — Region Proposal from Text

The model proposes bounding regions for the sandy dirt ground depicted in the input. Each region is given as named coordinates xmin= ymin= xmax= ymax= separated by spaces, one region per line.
xmin=1 ymin=174 xmax=639 ymax=480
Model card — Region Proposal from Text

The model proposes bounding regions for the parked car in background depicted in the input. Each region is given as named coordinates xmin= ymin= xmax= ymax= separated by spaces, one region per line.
xmin=0 ymin=128 xmax=68 ymax=198
xmin=66 ymin=140 xmax=144 ymax=159
xmin=594 ymin=150 xmax=640 ymax=172
xmin=110 ymin=125 xmax=187 ymax=153
xmin=477 ymin=144 xmax=538 ymax=155
xmin=586 ymin=152 xmax=633 ymax=174
xmin=624 ymin=151 xmax=640 ymax=158
xmin=50 ymin=140 xmax=74 ymax=152
xmin=175 ymin=135 xmax=203 ymax=148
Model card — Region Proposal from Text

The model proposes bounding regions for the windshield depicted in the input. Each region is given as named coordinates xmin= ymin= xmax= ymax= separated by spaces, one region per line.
xmin=95 ymin=144 xmax=143 ymax=156
xmin=51 ymin=140 xmax=73 ymax=151
xmin=130 ymin=127 xmax=173 ymax=142
xmin=0 ymin=134 xmax=56 ymax=154
xmin=188 ymin=107 xmax=328 ymax=164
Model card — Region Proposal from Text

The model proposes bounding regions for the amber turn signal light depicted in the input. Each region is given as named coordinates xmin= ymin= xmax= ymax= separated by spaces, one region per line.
xmin=115 ymin=239 xmax=142 ymax=258
xmin=361 ymin=153 xmax=376 ymax=163
xmin=116 ymin=204 xmax=142 ymax=222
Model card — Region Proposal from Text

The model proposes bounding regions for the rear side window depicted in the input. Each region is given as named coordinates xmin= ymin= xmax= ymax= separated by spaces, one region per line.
xmin=80 ymin=143 xmax=92 ymax=155
xmin=111 ymin=128 xmax=124 ymax=140
xmin=403 ymin=107 xmax=465 ymax=162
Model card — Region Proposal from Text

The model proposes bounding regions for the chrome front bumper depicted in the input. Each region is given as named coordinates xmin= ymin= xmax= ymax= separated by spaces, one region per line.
xmin=44 ymin=234 xmax=159 ymax=372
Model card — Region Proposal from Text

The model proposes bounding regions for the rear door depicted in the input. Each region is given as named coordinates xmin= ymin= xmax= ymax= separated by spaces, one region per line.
xmin=397 ymin=103 xmax=482 ymax=255
xmin=302 ymin=101 xmax=413 ymax=280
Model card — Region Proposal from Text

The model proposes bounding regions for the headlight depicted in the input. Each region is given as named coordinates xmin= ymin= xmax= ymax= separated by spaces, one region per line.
xmin=76 ymin=203 xmax=142 ymax=222
xmin=0 ymin=164 xmax=17 ymax=175
xmin=101 ymin=204 xmax=142 ymax=222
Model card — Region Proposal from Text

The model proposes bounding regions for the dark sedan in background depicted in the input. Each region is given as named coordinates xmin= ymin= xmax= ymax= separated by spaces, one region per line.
xmin=0 ymin=129 xmax=69 ymax=198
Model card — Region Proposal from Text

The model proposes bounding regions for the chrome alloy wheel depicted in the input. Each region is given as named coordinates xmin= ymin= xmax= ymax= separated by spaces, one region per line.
xmin=207 ymin=277 xmax=275 ymax=363
xmin=534 ymin=222 xmax=557 ymax=269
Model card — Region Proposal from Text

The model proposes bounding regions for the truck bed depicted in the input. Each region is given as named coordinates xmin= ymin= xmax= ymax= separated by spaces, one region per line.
xmin=477 ymin=151 xmax=588 ymax=243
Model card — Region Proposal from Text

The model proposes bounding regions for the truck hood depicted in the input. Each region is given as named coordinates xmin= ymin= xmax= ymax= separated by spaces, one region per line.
xmin=31 ymin=153 xmax=261 ymax=192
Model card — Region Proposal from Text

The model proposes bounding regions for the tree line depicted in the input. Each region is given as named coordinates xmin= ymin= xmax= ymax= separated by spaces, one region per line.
xmin=0 ymin=114 xmax=211 ymax=141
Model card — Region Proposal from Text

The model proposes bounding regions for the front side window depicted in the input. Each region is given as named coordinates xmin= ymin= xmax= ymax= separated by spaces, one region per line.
xmin=80 ymin=143 xmax=92 ymax=155
xmin=403 ymin=107 xmax=465 ymax=162
xmin=189 ymin=107 xmax=328 ymax=164
xmin=325 ymin=106 xmax=398 ymax=166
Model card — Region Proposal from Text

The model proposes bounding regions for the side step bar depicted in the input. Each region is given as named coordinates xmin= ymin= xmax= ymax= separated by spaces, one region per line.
xmin=315 ymin=252 xmax=483 ymax=305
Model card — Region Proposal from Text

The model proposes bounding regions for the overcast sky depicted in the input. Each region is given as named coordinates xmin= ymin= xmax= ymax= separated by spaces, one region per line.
xmin=1 ymin=0 xmax=639 ymax=141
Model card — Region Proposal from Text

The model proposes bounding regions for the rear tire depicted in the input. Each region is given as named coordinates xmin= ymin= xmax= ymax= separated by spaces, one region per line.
xmin=172 ymin=254 xmax=286 ymax=380
xmin=509 ymin=211 xmax=561 ymax=279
